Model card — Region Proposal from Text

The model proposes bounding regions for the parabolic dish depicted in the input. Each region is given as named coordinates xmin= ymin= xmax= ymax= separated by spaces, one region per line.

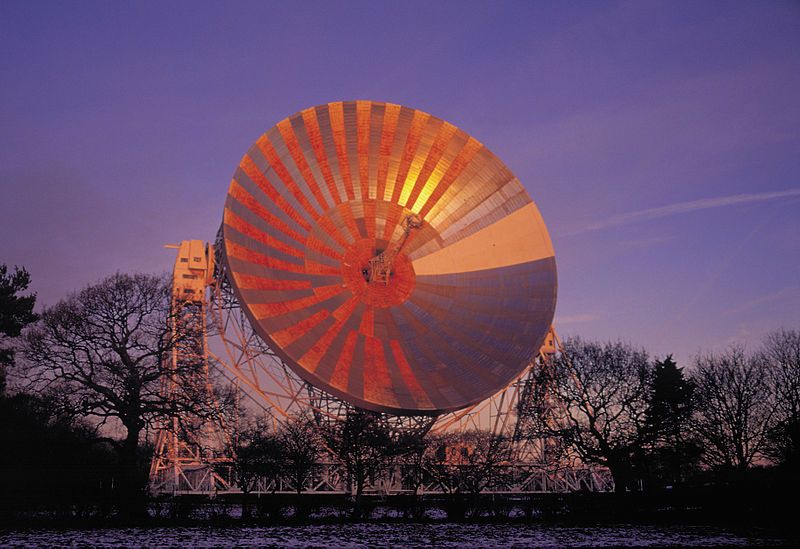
xmin=221 ymin=101 xmax=556 ymax=415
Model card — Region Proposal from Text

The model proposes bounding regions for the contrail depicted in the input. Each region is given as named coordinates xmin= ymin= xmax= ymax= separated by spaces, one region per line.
xmin=569 ymin=189 xmax=800 ymax=235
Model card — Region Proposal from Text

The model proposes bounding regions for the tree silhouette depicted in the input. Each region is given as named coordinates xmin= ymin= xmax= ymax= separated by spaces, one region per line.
xmin=0 ymin=391 xmax=116 ymax=520
xmin=761 ymin=329 xmax=800 ymax=468
xmin=643 ymin=355 xmax=699 ymax=487
xmin=1 ymin=266 xmax=117 ymax=520
xmin=279 ymin=414 xmax=321 ymax=495
xmin=322 ymin=408 xmax=395 ymax=500
xmin=0 ymin=264 xmax=37 ymax=391
xmin=230 ymin=418 xmax=283 ymax=520
xmin=425 ymin=430 xmax=511 ymax=495
xmin=528 ymin=338 xmax=652 ymax=492
xmin=692 ymin=347 xmax=773 ymax=471
xmin=23 ymin=273 xmax=218 ymax=517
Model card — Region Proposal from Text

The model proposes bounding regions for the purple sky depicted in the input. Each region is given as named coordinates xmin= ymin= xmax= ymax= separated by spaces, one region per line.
xmin=2 ymin=1 xmax=798 ymax=366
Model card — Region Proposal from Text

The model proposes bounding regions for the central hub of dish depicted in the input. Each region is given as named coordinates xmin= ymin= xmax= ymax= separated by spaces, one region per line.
xmin=341 ymin=238 xmax=415 ymax=307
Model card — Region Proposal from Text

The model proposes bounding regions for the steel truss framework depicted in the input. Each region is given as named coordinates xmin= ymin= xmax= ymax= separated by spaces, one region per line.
xmin=149 ymin=241 xmax=233 ymax=494
xmin=148 ymin=240 xmax=613 ymax=495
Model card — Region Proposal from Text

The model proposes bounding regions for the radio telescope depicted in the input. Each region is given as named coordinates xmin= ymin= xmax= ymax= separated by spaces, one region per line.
xmin=220 ymin=100 xmax=557 ymax=416
xmin=147 ymin=102 xmax=612 ymax=496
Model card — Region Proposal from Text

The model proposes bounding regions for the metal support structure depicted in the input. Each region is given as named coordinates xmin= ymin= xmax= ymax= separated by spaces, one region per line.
xmin=149 ymin=240 xmax=233 ymax=494
xmin=366 ymin=213 xmax=422 ymax=285
xmin=148 ymin=239 xmax=613 ymax=495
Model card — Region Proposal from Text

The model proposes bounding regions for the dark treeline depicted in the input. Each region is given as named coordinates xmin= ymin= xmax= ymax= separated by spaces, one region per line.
xmin=1 ymin=265 xmax=798 ymax=528
xmin=525 ymin=335 xmax=800 ymax=493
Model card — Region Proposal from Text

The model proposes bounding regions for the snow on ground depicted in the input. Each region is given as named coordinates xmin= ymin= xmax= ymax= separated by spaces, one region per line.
xmin=0 ymin=524 xmax=789 ymax=548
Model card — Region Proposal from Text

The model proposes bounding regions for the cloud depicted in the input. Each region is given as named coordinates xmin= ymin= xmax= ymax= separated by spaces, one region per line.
xmin=567 ymin=189 xmax=800 ymax=235
xmin=721 ymin=286 xmax=800 ymax=317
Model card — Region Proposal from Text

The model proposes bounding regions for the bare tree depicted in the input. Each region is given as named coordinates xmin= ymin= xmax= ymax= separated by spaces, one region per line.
xmin=527 ymin=338 xmax=652 ymax=492
xmin=691 ymin=346 xmax=774 ymax=471
xmin=761 ymin=329 xmax=800 ymax=467
xmin=22 ymin=273 xmax=218 ymax=514
xmin=321 ymin=408 xmax=395 ymax=500
xmin=396 ymin=430 xmax=429 ymax=496
xmin=425 ymin=430 xmax=511 ymax=495
xmin=279 ymin=414 xmax=321 ymax=494
xmin=229 ymin=417 xmax=283 ymax=520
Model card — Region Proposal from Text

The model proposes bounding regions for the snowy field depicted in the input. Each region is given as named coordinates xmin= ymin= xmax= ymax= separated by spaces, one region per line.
xmin=0 ymin=524 xmax=790 ymax=547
